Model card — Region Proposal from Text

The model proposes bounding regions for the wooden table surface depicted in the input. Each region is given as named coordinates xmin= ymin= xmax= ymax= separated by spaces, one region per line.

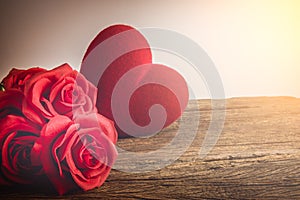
xmin=1 ymin=97 xmax=300 ymax=199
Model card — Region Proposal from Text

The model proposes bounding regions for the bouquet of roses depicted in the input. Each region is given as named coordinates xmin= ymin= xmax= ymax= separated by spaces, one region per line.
xmin=0 ymin=23 xmax=189 ymax=195
xmin=0 ymin=64 xmax=118 ymax=195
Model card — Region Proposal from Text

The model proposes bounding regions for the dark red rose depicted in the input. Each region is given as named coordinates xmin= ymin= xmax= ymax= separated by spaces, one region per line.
xmin=0 ymin=89 xmax=24 ymax=119
xmin=31 ymin=114 xmax=117 ymax=195
xmin=0 ymin=115 xmax=42 ymax=185
xmin=1 ymin=67 xmax=46 ymax=91
xmin=23 ymin=63 xmax=98 ymax=126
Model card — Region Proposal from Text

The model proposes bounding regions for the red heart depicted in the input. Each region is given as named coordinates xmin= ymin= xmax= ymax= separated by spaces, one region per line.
xmin=81 ymin=24 xmax=188 ymax=138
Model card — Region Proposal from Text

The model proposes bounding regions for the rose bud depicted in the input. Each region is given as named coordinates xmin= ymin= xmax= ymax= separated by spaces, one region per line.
xmin=31 ymin=114 xmax=118 ymax=195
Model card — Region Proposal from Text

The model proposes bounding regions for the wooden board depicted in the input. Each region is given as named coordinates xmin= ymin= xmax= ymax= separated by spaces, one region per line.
xmin=1 ymin=97 xmax=300 ymax=199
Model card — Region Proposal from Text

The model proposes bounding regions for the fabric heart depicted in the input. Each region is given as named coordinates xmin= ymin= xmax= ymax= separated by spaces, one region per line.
xmin=81 ymin=24 xmax=188 ymax=138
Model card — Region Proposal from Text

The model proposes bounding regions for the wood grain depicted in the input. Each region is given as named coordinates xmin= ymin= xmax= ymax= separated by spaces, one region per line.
xmin=1 ymin=97 xmax=300 ymax=199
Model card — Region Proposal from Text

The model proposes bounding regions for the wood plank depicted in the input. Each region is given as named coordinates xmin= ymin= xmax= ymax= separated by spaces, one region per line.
xmin=1 ymin=97 xmax=300 ymax=199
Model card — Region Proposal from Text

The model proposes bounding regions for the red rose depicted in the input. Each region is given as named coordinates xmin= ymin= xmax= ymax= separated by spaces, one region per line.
xmin=0 ymin=89 xmax=24 ymax=119
xmin=0 ymin=67 xmax=44 ymax=121
xmin=31 ymin=114 xmax=117 ymax=195
xmin=23 ymin=64 xmax=98 ymax=125
xmin=0 ymin=115 xmax=42 ymax=185
xmin=1 ymin=67 xmax=46 ymax=91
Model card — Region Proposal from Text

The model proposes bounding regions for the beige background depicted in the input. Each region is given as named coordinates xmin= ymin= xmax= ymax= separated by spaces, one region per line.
xmin=0 ymin=0 xmax=299 ymax=98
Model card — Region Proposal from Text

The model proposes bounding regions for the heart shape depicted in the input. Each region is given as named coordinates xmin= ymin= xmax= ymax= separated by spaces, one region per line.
xmin=81 ymin=24 xmax=188 ymax=138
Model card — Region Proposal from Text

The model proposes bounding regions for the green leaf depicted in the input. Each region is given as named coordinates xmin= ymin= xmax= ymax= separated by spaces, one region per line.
xmin=0 ymin=83 xmax=5 ymax=91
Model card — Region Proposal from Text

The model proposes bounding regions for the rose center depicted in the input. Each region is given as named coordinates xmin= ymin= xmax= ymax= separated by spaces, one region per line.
xmin=82 ymin=148 xmax=99 ymax=167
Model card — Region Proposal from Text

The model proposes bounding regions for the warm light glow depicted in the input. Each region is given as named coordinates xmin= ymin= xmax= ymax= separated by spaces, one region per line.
xmin=0 ymin=0 xmax=299 ymax=98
